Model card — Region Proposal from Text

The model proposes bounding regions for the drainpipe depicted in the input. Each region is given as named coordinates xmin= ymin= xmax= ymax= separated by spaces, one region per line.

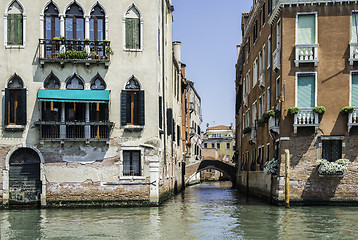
xmin=162 ymin=0 xmax=167 ymax=166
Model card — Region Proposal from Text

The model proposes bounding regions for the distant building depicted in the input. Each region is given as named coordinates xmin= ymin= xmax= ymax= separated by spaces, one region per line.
xmin=236 ymin=0 xmax=358 ymax=204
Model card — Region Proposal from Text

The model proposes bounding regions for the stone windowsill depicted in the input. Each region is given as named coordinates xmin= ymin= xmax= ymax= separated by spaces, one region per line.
xmin=4 ymin=125 xmax=25 ymax=131
xmin=318 ymin=174 xmax=344 ymax=178
xmin=119 ymin=176 xmax=146 ymax=181
xmin=124 ymin=125 xmax=144 ymax=132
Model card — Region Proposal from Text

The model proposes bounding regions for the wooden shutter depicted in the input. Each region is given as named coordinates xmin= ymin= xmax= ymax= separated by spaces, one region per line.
xmin=7 ymin=15 xmax=14 ymax=45
xmin=139 ymin=91 xmax=145 ymax=126
xmin=15 ymin=14 xmax=23 ymax=45
xmin=18 ymin=89 xmax=27 ymax=125
xmin=121 ymin=90 xmax=127 ymax=126
xmin=133 ymin=19 xmax=140 ymax=49
xmin=159 ymin=96 xmax=163 ymax=129
xmin=167 ymin=108 xmax=173 ymax=135
xmin=125 ymin=19 xmax=133 ymax=49
xmin=4 ymin=89 xmax=9 ymax=126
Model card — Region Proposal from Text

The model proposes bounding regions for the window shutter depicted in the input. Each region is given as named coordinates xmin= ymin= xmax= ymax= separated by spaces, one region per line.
xmin=133 ymin=19 xmax=140 ymax=49
xmin=4 ymin=89 xmax=9 ymax=126
xmin=167 ymin=108 xmax=173 ymax=135
xmin=352 ymin=13 xmax=358 ymax=43
xmin=297 ymin=75 xmax=315 ymax=108
xmin=159 ymin=96 xmax=163 ymax=129
xmin=352 ymin=74 xmax=358 ymax=107
xmin=18 ymin=88 xmax=27 ymax=125
xmin=139 ymin=90 xmax=145 ymax=126
xmin=121 ymin=90 xmax=127 ymax=126
xmin=125 ymin=19 xmax=133 ymax=49
xmin=7 ymin=15 xmax=14 ymax=45
xmin=104 ymin=103 xmax=109 ymax=121
xmin=15 ymin=14 xmax=23 ymax=45
xmin=297 ymin=14 xmax=315 ymax=44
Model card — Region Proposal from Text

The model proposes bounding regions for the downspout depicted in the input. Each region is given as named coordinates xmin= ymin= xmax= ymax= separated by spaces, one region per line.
xmin=162 ymin=0 xmax=167 ymax=166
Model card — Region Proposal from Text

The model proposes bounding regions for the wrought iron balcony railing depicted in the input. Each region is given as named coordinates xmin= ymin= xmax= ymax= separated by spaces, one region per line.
xmin=35 ymin=121 xmax=114 ymax=141
xmin=293 ymin=108 xmax=319 ymax=133
xmin=268 ymin=116 xmax=280 ymax=134
xmin=349 ymin=42 xmax=358 ymax=65
xmin=294 ymin=44 xmax=318 ymax=67
xmin=348 ymin=108 xmax=358 ymax=132
xmin=39 ymin=39 xmax=111 ymax=67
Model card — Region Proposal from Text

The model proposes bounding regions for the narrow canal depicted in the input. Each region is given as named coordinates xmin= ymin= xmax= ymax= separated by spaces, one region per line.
xmin=1 ymin=182 xmax=358 ymax=240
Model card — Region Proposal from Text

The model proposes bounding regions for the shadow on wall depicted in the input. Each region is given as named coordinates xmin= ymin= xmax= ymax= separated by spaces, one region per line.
xmin=289 ymin=128 xmax=317 ymax=168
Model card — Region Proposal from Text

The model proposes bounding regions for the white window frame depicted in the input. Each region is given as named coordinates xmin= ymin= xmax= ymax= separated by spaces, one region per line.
xmin=295 ymin=72 xmax=318 ymax=107
xmin=258 ymin=96 xmax=263 ymax=118
xmin=262 ymin=44 xmax=266 ymax=74
xmin=267 ymin=35 xmax=271 ymax=68
xmin=4 ymin=0 xmax=26 ymax=49
xmin=295 ymin=12 xmax=318 ymax=45
xmin=267 ymin=87 xmax=271 ymax=111
xmin=252 ymin=101 xmax=257 ymax=125
xmin=276 ymin=19 xmax=281 ymax=50
xmin=276 ymin=76 xmax=281 ymax=101
xmin=123 ymin=3 xmax=144 ymax=52
xmin=253 ymin=58 xmax=258 ymax=87
xmin=351 ymin=10 xmax=358 ymax=43
xmin=120 ymin=146 xmax=145 ymax=180
xmin=266 ymin=143 xmax=270 ymax=162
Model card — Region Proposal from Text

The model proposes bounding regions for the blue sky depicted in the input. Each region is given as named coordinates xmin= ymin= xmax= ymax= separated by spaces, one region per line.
xmin=172 ymin=0 xmax=252 ymax=130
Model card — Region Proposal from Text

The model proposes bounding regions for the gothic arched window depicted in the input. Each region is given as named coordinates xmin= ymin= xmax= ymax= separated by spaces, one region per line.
xmin=6 ymin=0 xmax=24 ymax=46
xmin=5 ymin=74 xmax=26 ymax=126
xmin=121 ymin=76 xmax=144 ymax=126
xmin=65 ymin=2 xmax=84 ymax=40
xmin=124 ymin=4 xmax=142 ymax=50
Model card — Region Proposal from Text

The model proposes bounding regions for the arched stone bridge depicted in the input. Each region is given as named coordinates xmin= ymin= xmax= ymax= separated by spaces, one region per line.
xmin=185 ymin=160 xmax=237 ymax=187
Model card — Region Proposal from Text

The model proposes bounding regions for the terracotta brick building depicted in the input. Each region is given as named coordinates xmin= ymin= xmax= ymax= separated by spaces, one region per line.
xmin=236 ymin=0 xmax=358 ymax=204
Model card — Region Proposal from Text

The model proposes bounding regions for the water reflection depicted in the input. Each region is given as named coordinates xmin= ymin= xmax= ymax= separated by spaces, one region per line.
xmin=1 ymin=182 xmax=358 ymax=239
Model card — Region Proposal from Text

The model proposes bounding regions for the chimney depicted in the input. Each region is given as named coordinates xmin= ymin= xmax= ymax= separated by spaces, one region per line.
xmin=173 ymin=41 xmax=182 ymax=64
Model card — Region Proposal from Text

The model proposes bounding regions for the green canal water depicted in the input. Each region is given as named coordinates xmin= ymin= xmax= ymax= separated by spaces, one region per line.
xmin=1 ymin=182 xmax=358 ymax=240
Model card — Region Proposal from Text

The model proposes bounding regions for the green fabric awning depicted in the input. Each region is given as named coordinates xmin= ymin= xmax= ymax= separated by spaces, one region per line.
xmin=38 ymin=89 xmax=110 ymax=103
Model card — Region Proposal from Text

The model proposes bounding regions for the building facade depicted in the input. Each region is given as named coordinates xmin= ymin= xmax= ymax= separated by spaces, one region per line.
xmin=0 ymin=0 xmax=185 ymax=207
xmin=236 ymin=0 xmax=358 ymax=204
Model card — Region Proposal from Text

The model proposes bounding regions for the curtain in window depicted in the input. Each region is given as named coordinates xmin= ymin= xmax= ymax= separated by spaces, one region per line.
xmin=125 ymin=18 xmax=140 ymax=49
xmin=352 ymin=13 xmax=358 ymax=43
xmin=297 ymin=75 xmax=315 ymax=108
xmin=352 ymin=74 xmax=358 ymax=107
xmin=123 ymin=151 xmax=140 ymax=176
xmin=7 ymin=14 xmax=23 ymax=45
xmin=297 ymin=14 xmax=315 ymax=44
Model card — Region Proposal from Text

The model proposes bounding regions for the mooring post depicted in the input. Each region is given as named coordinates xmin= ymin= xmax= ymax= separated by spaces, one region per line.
xmin=285 ymin=149 xmax=290 ymax=208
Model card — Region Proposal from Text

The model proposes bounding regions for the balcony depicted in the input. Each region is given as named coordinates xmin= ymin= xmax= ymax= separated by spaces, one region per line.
xmin=189 ymin=127 xmax=196 ymax=136
xmin=35 ymin=121 xmax=114 ymax=142
xmin=39 ymin=39 xmax=111 ymax=68
xmin=272 ymin=48 xmax=280 ymax=70
xmin=189 ymin=102 xmax=195 ymax=112
xmin=259 ymin=72 xmax=265 ymax=88
xmin=294 ymin=44 xmax=318 ymax=67
xmin=349 ymin=42 xmax=358 ymax=65
xmin=243 ymin=94 xmax=248 ymax=107
xmin=268 ymin=116 xmax=280 ymax=134
xmin=348 ymin=108 xmax=358 ymax=132
xmin=293 ymin=108 xmax=319 ymax=133
xmin=249 ymin=123 xmax=257 ymax=144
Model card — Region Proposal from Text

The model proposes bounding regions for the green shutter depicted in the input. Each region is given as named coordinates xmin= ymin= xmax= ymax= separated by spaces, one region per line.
xmin=120 ymin=90 xmax=127 ymax=126
xmin=352 ymin=74 xmax=358 ymax=107
xmin=297 ymin=14 xmax=315 ymax=44
xmin=125 ymin=19 xmax=133 ymax=49
xmin=167 ymin=108 xmax=173 ymax=135
xmin=159 ymin=96 xmax=163 ymax=129
xmin=297 ymin=75 xmax=315 ymax=108
xmin=352 ymin=13 xmax=358 ymax=42
xmin=4 ymin=89 xmax=9 ymax=126
xmin=15 ymin=14 xmax=23 ymax=45
xmin=139 ymin=90 xmax=145 ymax=126
xmin=7 ymin=15 xmax=14 ymax=45
xmin=133 ymin=19 xmax=140 ymax=49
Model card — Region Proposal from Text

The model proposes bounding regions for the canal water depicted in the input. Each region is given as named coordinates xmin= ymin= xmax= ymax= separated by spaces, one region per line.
xmin=1 ymin=181 xmax=358 ymax=240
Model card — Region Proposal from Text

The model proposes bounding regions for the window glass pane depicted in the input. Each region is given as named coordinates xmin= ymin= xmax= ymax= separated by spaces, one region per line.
xmin=55 ymin=18 xmax=60 ymax=37
xmin=89 ymin=19 xmax=95 ymax=41
xmin=65 ymin=18 xmax=73 ymax=39
xmin=297 ymin=75 xmax=315 ymax=108
xmin=123 ymin=151 xmax=131 ymax=175
xmin=98 ymin=19 xmax=104 ymax=41
xmin=76 ymin=18 xmax=84 ymax=40
xmin=352 ymin=74 xmax=358 ymax=107
xmin=352 ymin=13 xmax=358 ymax=42
xmin=46 ymin=17 xmax=52 ymax=39
xmin=297 ymin=14 xmax=315 ymax=44
xmin=132 ymin=151 xmax=140 ymax=176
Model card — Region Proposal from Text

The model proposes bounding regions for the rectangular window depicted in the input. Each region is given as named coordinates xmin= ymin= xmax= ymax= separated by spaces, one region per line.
xmin=123 ymin=150 xmax=141 ymax=176
xmin=262 ymin=45 xmax=265 ymax=75
xmin=276 ymin=20 xmax=281 ymax=49
xmin=247 ymin=37 xmax=251 ymax=54
xmin=267 ymin=36 xmax=271 ymax=68
xmin=226 ymin=142 xmax=230 ymax=149
xmin=266 ymin=143 xmax=270 ymax=162
xmin=268 ymin=0 xmax=272 ymax=15
xmin=352 ymin=12 xmax=358 ymax=42
xmin=267 ymin=87 xmax=271 ymax=111
xmin=204 ymin=143 xmax=207 ymax=148
xmin=211 ymin=143 xmax=215 ymax=148
xmin=252 ymin=102 xmax=257 ymax=125
xmin=262 ymin=93 xmax=266 ymax=113
xmin=297 ymin=14 xmax=316 ymax=45
xmin=253 ymin=60 xmax=258 ymax=86
xmin=258 ymin=96 xmax=262 ymax=118
xmin=352 ymin=73 xmax=358 ymax=107
xmin=322 ymin=140 xmax=342 ymax=162
xmin=262 ymin=3 xmax=266 ymax=25
xmin=297 ymin=74 xmax=315 ymax=108
xmin=276 ymin=77 xmax=281 ymax=101
xmin=7 ymin=14 xmax=23 ymax=45
xmin=253 ymin=20 xmax=258 ymax=42
xmin=217 ymin=143 xmax=220 ymax=149
xmin=246 ymin=71 xmax=251 ymax=93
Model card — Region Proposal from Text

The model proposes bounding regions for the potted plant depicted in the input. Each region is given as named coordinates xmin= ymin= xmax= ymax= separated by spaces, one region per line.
xmin=340 ymin=106 xmax=354 ymax=114
xmin=105 ymin=46 xmax=114 ymax=56
xmin=313 ymin=106 xmax=326 ymax=114
xmin=264 ymin=158 xmax=279 ymax=175
xmin=186 ymin=142 xmax=192 ymax=147
xmin=242 ymin=127 xmax=252 ymax=135
xmin=316 ymin=159 xmax=350 ymax=177
xmin=288 ymin=107 xmax=300 ymax=115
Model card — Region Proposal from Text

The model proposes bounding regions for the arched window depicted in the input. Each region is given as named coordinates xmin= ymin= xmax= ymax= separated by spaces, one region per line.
xmin=124 ymin=5 xmax=142 ymax=50
xmin=90 ymin=73 xmax=106 ymax=90
xmin=66 ymin=73 xmax=84 ymax=89
xmin=44 ymin=72 xmax=60 ymax=89
xmin=65 ymin=2 xmax=84 ymax=40
xmin=5 ymin=74 xmax=26 ymax=126
xmin=121 ymin=76 xmax=144 ymax=126
xmin=44 ymin=1 xmax=60 ymax=40
xmin=90 ymin=4 xmax=105 ymax=41
xmin=6 ymin=0 xmax=24 ymax=46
